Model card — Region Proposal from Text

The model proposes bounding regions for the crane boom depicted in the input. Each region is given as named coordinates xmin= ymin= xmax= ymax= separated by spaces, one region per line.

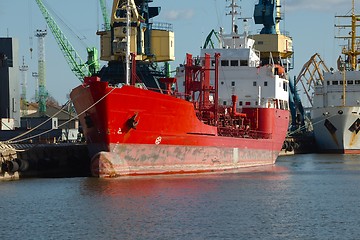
xmin=35 ymin=0 xmax=99 ymax=82
xmin=99 ymin=0 xmax=111 ymax=31
xmin=203 ymin=29 xmax=221 ymax=49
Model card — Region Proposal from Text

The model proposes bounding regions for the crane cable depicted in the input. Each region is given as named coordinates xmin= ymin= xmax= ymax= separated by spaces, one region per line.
xmin=42 ymin=0 xmax=89 ymax=49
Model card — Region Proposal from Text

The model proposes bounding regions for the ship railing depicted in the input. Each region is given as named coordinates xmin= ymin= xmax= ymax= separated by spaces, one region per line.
xmin=281 ymin=30 xmax=291 ymax=38
xmin=217 ymin=127 xmax=272 ymax=139
xmin=151 ymin=22 xmax=173 ymax=32
xmin=174 ymin=92 xmax=192 ymax=100
xmin=140 ymin=86 xmax=163 ymax=94
xmin=325 ymin=84 xmax=360 ymax=93
xmin=143 ymin=85 xmax=194 ymax=99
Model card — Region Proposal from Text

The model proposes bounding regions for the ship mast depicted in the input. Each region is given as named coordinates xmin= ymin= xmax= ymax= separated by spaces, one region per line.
xmin=226 ymin=0 xmax=240 ymax=48
xmin=227 ymin=0 xmax=239 ymax=34
xmin=335 ymin=0 xmax=360 ymax=70
xmin=125 ymin=0 xmax=131 ymax=85
xmin=334 ymin=0 xmax=360 ymax=106
xmin=347 ymin=0 xmax=359 ymax=70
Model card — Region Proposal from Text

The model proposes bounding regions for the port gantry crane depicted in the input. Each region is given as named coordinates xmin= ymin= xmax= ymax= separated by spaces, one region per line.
xmin=35 ymin=0 xmax=100 ymax=83
xmin=95 ymin=0 xmax=175 ymax=87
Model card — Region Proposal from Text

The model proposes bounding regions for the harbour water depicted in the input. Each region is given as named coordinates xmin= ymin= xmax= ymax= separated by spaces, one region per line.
xmin=1 ymin=154 xmax=360 ymax=239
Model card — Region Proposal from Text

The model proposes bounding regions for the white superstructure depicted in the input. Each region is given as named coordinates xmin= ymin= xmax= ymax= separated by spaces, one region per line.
xmin=176 ymin=0 xmax=289 ymax=112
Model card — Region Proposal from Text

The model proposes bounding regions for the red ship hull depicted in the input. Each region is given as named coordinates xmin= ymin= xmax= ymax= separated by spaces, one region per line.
xmin=70 ymin=81 xmax=289 ymax=178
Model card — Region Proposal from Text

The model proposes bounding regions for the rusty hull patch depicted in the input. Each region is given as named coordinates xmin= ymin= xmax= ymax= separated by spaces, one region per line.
xmin=91 ymin=144 xmax=278 ymax=178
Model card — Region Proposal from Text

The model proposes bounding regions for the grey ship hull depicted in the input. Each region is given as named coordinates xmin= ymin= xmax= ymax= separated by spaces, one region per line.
xmin=311 ymin=106 xmax=360 ymax=153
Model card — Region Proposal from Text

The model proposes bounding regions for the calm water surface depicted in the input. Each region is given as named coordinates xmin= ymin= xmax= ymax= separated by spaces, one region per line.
xmin=1 ymin=154 xmax=360 ymax=239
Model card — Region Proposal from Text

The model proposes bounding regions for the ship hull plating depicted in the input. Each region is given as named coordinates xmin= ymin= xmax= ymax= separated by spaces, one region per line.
xmin=91 ymin=143 xmax=278 ymax=177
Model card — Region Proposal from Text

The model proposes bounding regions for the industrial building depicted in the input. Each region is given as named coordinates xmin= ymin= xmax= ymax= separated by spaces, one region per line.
xmin=0 ymin=37 xmax=20 ymax=130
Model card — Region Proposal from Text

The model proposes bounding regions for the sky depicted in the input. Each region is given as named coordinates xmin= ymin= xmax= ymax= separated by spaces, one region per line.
xmin=0 ymin=0 xmax=355 ymax=105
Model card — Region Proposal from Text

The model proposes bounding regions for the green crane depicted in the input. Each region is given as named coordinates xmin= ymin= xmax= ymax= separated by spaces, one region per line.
xmin=35 ymin=0 xmax=99 ymax=83
xmin=203 ymin=29 xmax=221 ymax=49
xmin=99 ymin=0 xmax=111 ymax=31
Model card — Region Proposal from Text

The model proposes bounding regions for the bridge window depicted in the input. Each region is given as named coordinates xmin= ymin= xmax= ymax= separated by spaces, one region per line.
xmin=283 ymin=82 xmax=288 ymax=91
xmin=115 ymin=9 xmax=127 ymax=18
xmin=348 ymin=80 xmax=354 ymax=84
xmin=221 ymin=60 xmax=229 ymax=66
xmin=264 ymin=81 xmax=268 ymax=86
xmin=253 ymin=81 xmax=257 ymax=86
xmin=230 ymin=60 xmax=239 ymax=66
xmin=239 ymin=101 xmax=243 ymax=106
xmin=332 ymin=81 xmax=338 ymax=85
xmin=240 ymin=60 xmax=248 ymax=66
xmin=355 ymin=80 xmax=360 ymax=84
xmin=231 ymin=81 xmax=235 ymax=86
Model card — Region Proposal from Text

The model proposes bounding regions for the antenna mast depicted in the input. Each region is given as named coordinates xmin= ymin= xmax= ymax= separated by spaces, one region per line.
xmin=226 ymin=0 xmax=240 ymax=34
xmin=335 ymin=0 xmax=360 ymax=70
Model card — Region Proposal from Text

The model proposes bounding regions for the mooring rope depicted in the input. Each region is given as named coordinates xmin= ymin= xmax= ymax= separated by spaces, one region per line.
xmin=6 ymin=100 xmax=72 ymax=143
xmin=5 ymin=85 xmax=117 ymax=144
xmin=286 ymin=112 xmax=338 ymax=137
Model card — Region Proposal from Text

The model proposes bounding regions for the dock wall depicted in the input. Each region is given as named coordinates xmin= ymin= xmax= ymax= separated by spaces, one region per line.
xmin=8 ymin=143 xmax=90 ymax=178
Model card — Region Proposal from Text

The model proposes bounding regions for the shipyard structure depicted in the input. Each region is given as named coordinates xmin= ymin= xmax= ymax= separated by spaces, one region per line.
xmin=0 ymin=38 xmax=20 ymax=130
xmin=0 ymin=35 xmax=80 ymax=143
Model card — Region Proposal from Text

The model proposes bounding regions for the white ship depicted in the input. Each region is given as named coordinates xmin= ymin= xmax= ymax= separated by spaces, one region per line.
xmin=311 ymin=1 xmax=360 ymax=153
